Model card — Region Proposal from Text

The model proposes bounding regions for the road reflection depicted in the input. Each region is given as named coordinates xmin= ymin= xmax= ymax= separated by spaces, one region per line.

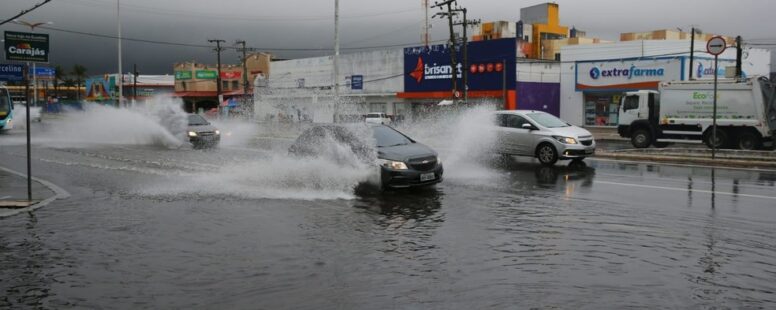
xmin=490 ymin=158 xmax=597 ymax=197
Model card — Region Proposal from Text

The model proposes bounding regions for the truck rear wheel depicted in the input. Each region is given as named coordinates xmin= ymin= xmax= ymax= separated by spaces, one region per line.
xmin=631 ymin=129 xmax=652 ymax=148
xmin=704 ymin=128 xmax=729 ymax=149
xmin=737 ymin=131 xmax=762 ymax=150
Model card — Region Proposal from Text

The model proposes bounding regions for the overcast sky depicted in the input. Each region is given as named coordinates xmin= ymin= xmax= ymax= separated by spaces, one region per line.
xmin=2 ymin=0 xmax=774 ymax=75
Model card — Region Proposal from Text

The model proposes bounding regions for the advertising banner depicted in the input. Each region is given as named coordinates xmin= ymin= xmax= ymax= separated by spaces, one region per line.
xmin=220 ymin=71 xmax=241 ymax=79
xmin=195 ymin=70 xmax=217 ymax=79
xmin=4 ymin=31 xmax=49 ymax=62
xmin=691 ymin=58 xmax=738 ymax=80
xmin=0 ymin=63 xmax=25 ymax=82
xmin=403 ymin=38 xmax=516 ymax=93
xmin=85 ymin=75 xmax=116 ymax=100
xmin=175 ymin=71 xmax=192 ymax=80
xmin=575 ymin=58 xmax=683 ymax=91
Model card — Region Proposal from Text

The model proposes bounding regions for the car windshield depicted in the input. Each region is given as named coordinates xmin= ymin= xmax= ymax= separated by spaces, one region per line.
xmin=372 ymin=125 xmax=412 ymax=147
xmin=188 ymin=114 xmax=209 ymax=126
xmin=526 ymin=112 xmax=569 ymax=128
xmin=367 ymin=113 xmax=382 ymax=118
xmin=0 ymin=89 xmax=9 ymax=115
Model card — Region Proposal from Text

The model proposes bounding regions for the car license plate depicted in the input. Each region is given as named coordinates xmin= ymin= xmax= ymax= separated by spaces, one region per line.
xmin=420 ymin=173 xmax=435 ymax=182
xmin=585 ymin=149 xmax=595 ymax=154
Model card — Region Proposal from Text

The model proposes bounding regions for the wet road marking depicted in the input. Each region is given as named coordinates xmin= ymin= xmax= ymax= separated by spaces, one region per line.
xmin=595 ymin=172 xmax=776 ymax=191
xmin=595 ymin=180 xmax=776 ymax=201
xmin=589 ymin=157 xmax=776 ymax=173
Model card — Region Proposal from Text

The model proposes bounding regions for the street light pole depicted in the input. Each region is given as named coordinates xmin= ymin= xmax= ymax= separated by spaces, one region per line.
xmin=117 ymin=0 xmax=123 ymax=107
xmin=333 ymin=0 xmax=340 ymax=123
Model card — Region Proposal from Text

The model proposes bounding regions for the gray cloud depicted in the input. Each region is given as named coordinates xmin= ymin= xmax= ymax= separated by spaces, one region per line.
xmin=1 ymin=0 xmax=773 ymax=75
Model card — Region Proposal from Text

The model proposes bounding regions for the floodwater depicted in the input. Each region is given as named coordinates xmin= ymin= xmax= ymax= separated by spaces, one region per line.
xmin=1 ymin=101 xmax=776 ymax=308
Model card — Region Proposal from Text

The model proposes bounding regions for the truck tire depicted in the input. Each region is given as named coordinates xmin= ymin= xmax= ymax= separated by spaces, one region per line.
xmin=704 ymin=128 xmax=729 ymax=149
xmin=737 ymin=131 xmax=762 ymax=150
xmin=631 ymin=129 xmax=652 ymax=148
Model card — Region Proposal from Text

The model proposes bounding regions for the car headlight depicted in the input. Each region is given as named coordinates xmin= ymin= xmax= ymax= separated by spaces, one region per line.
xmin=380 ymin=159 xmax=408 ymax=170
xmin=553 ymin=136 xmax=578 ymax=144
xmin=215 ymin=130 xmax=220 ymax=135
xmin=188 ymin=131 xmax=198 ymax=137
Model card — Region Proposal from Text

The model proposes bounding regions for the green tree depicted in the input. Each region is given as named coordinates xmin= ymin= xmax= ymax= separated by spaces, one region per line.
xmin=71 ymin=64 xmax=87 ymax=101
xmin=53 ymin=64 xmax=64 ymax=99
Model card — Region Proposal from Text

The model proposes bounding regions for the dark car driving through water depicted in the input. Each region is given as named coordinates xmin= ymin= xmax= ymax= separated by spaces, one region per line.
xmin=289 ymin=124 xmax=443 ymax=189
xmin=187 ymin=114 xmax=220 ymax=148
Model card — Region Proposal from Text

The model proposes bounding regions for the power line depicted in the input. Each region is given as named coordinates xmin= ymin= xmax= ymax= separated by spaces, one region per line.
xmin=0 ymin=0 xmax=53 ymax=26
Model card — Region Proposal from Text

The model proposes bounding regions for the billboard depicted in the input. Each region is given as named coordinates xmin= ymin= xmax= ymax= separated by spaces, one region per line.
xmin=403 ymin=38 xmax=517 ymax=93
xmin=30 ymin=66 xmax=55 ymax=80
xmin=4 ymin=31 xmax=49 ymax=63
xmin=85 ymin=75 xmax=116 ymax=100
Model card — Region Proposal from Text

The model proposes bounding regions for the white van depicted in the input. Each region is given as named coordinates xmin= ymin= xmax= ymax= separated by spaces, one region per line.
xmin=365 ymin=112 xmax=391 ymax=125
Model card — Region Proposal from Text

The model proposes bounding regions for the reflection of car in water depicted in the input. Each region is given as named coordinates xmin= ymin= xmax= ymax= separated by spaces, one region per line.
xmin=289 ymin=124 xmax=443 ymax=189
xmin=187 ymin=114 xmax=220 ymax=148
xmin=492 ymin=110 xmax=596 ymax=166
xmin=496 ymin=158 xmax=595 ymax=188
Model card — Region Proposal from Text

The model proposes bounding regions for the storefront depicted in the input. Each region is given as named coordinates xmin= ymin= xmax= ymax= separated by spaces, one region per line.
xmin=560 ymin=40 xmax=772 ymax=127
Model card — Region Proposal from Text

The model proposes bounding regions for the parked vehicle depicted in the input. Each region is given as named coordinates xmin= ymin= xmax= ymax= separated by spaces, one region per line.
xmin=492 ymin=110 xmax=596 ymax=165
xmin=289 ymin=124 xmax=443 ymax=189
xmin=187 ymin=114 xmax=220 ymax=148
xmin=617 ymin=76 xmax=776 ymax=150
xmin=0 ymin=86 xmax=13 ymax=131
xmin=365 ymin=112 xmax=392 ymax=125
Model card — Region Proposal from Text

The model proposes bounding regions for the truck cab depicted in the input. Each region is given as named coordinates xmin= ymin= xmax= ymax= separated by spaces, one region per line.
xmin=617 ymin=90 xmax=661 ymax=148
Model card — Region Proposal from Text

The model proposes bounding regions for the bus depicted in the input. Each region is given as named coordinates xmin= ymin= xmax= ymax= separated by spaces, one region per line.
xmin=0 ymin=86 xmax=13 ymax=131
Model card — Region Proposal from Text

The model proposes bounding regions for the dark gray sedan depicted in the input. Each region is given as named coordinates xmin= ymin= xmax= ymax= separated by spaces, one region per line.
xmin=289 ymin=124 xmax=443 ymax=189
xmin=187 ymin=114 xmax=220 ymax=148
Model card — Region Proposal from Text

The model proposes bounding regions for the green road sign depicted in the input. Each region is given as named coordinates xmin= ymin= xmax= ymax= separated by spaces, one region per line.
xmin=4 ymin=31 xmax=49 ymax=62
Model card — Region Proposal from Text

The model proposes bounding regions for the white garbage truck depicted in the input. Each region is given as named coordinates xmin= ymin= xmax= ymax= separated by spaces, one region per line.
xmin=617 ymin=76 xmax=776 ymax=150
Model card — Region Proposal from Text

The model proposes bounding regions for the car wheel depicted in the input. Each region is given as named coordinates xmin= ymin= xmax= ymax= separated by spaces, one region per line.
xmin=737 ymin=131 xmax=761 ymax=150
xmin=631 ymin=129 xmax=652 ymax=148
xmin=536 ymin=143 xmax=558 ymax=166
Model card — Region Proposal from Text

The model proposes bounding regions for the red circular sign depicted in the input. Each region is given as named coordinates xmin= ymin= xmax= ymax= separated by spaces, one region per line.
xmin=470 ymin=64 xmax=477 ymax=74
xmin=706 ymin=36 xmax=727 ymax=56
xmin=478 ymin=64 xmax=485 ymax=73
xmin=495 ymin=62 xmax=504 ymax=72
xmin=486 ymin=63 xmax=494 ymax=72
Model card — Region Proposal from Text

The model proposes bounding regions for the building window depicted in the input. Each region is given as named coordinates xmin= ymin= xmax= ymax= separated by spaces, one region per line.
xmin=369 ymin=102 xmax=386 ymax=113
xmin=584 ymin=92 xmax=622 ymax=126
xmin=232 ymin=80 xmax=239 ymax=90
xmin=222 ymin=81 xmax=229 ymax=90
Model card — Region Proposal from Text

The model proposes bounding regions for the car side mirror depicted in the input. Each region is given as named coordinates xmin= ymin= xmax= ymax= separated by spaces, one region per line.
xmin=521 ymin=123 xmax=536 ymax=130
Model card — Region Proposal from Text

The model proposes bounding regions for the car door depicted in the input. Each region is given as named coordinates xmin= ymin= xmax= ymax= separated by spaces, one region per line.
xmin=494 ymin=113 xmax=516 ymax=154
xmin=507 ymin=115 xmax=535 ymax=155
xmin=495 ymin=114 xmax=532 ymax=155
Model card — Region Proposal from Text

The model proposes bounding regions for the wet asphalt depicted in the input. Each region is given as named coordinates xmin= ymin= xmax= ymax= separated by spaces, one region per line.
xmin=1 ymin=130 xmax=776 ymax=309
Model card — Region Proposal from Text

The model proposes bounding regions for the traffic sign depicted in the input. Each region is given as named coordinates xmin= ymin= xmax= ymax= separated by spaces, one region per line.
xmin=0 ymin=63 xmax=24 ymax=82
xmin=706 ymin=36 xmax=727 ymax=56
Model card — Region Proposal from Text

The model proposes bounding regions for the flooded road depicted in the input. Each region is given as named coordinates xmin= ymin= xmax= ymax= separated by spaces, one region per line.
xmin=1 ymin=129 xmax=776 ymax=308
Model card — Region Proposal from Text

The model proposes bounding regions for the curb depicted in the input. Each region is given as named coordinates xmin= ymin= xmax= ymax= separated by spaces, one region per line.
xmin=594 ymin=151 xmax=776 ymax=169
xmin=0 ymin=166 xmax=70 ymax=219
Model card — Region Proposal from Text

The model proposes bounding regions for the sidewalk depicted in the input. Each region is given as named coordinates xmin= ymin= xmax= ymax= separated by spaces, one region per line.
xmin=0 ymin=167 xmax=64 ymax=218
xmin=584 ymin=126 xmax=627 ymax=141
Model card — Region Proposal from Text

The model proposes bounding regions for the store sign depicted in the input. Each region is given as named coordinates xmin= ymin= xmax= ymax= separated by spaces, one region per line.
xmin=576 ymin=58 xmax=682 ymax=91
xmin=351 ymin=75 xmax=363 ymax=90
xmin=694 ymin=58 xmax=740 ymax=79
xmin=29 ymin=66 xmax=55 ymax=79
xmin=175 ymin=71 xmax=192 ymax=80
xmin=0 ymin=63 xmax=24 ymax=82
xmin=220 ymin=71 xmax=241 ymax=79
xmin=403 ymin=38 xmax=516 ymax=92
xmin=195 ymin=70 xmax=217 ymax=79
xmin=4 ymin=31 xmax=49 ymax=62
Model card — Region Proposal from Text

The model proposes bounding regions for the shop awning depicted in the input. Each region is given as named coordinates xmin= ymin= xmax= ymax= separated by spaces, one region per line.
xmin=173 ymin=91 xmax=217 ymax=98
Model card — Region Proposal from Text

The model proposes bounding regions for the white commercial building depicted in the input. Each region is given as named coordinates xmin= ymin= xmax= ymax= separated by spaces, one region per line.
xmin=560 ymin=40 xmax=771 ymax=126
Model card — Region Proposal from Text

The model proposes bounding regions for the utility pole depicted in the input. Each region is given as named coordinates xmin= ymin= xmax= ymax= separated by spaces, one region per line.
xmin=117 ymin=0 xmax=123 ymax=107
xmin=208 ymin=39 xmax=225 ymax=112
xmin=422 ymin=0 xmax=430 ymax=47
xmin=689 ymin=27 xmax=696 ymax=80
xmin=735 ymin=36 xmax=743 ymax=79
xmin=453 ymin=7 xmax=479 ymax=103
xmin=132 ymin=64 xmax=138 ymax=104
xmin=333 ymin=0 xmax=340 ymax=122
xmin=236 ymin=40 xmax=249 ymax=110
xmin=432 ymin=0 xmax=459 ymax=99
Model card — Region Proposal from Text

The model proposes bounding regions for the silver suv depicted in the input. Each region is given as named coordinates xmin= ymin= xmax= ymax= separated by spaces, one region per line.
xmin=492 ymin=110 xmax=595 ymax=165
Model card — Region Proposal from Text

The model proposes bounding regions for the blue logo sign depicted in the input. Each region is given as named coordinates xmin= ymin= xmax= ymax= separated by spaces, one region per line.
xmin=0 ymin=63 xmax=24 ymax=82
xmin=589 ymin=67 xmax=601 ymax=79
xmin=30 ymin=66 xmax=55 ymax=78
xmin=351 ymin=74 xmax=363 ymax=90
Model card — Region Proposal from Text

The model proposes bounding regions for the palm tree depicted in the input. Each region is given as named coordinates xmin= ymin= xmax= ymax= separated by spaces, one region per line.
xmin=53 ymin=64 xmax=64 ymax=99
xmin=71 ymin=64 xmax=87 ymax=101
